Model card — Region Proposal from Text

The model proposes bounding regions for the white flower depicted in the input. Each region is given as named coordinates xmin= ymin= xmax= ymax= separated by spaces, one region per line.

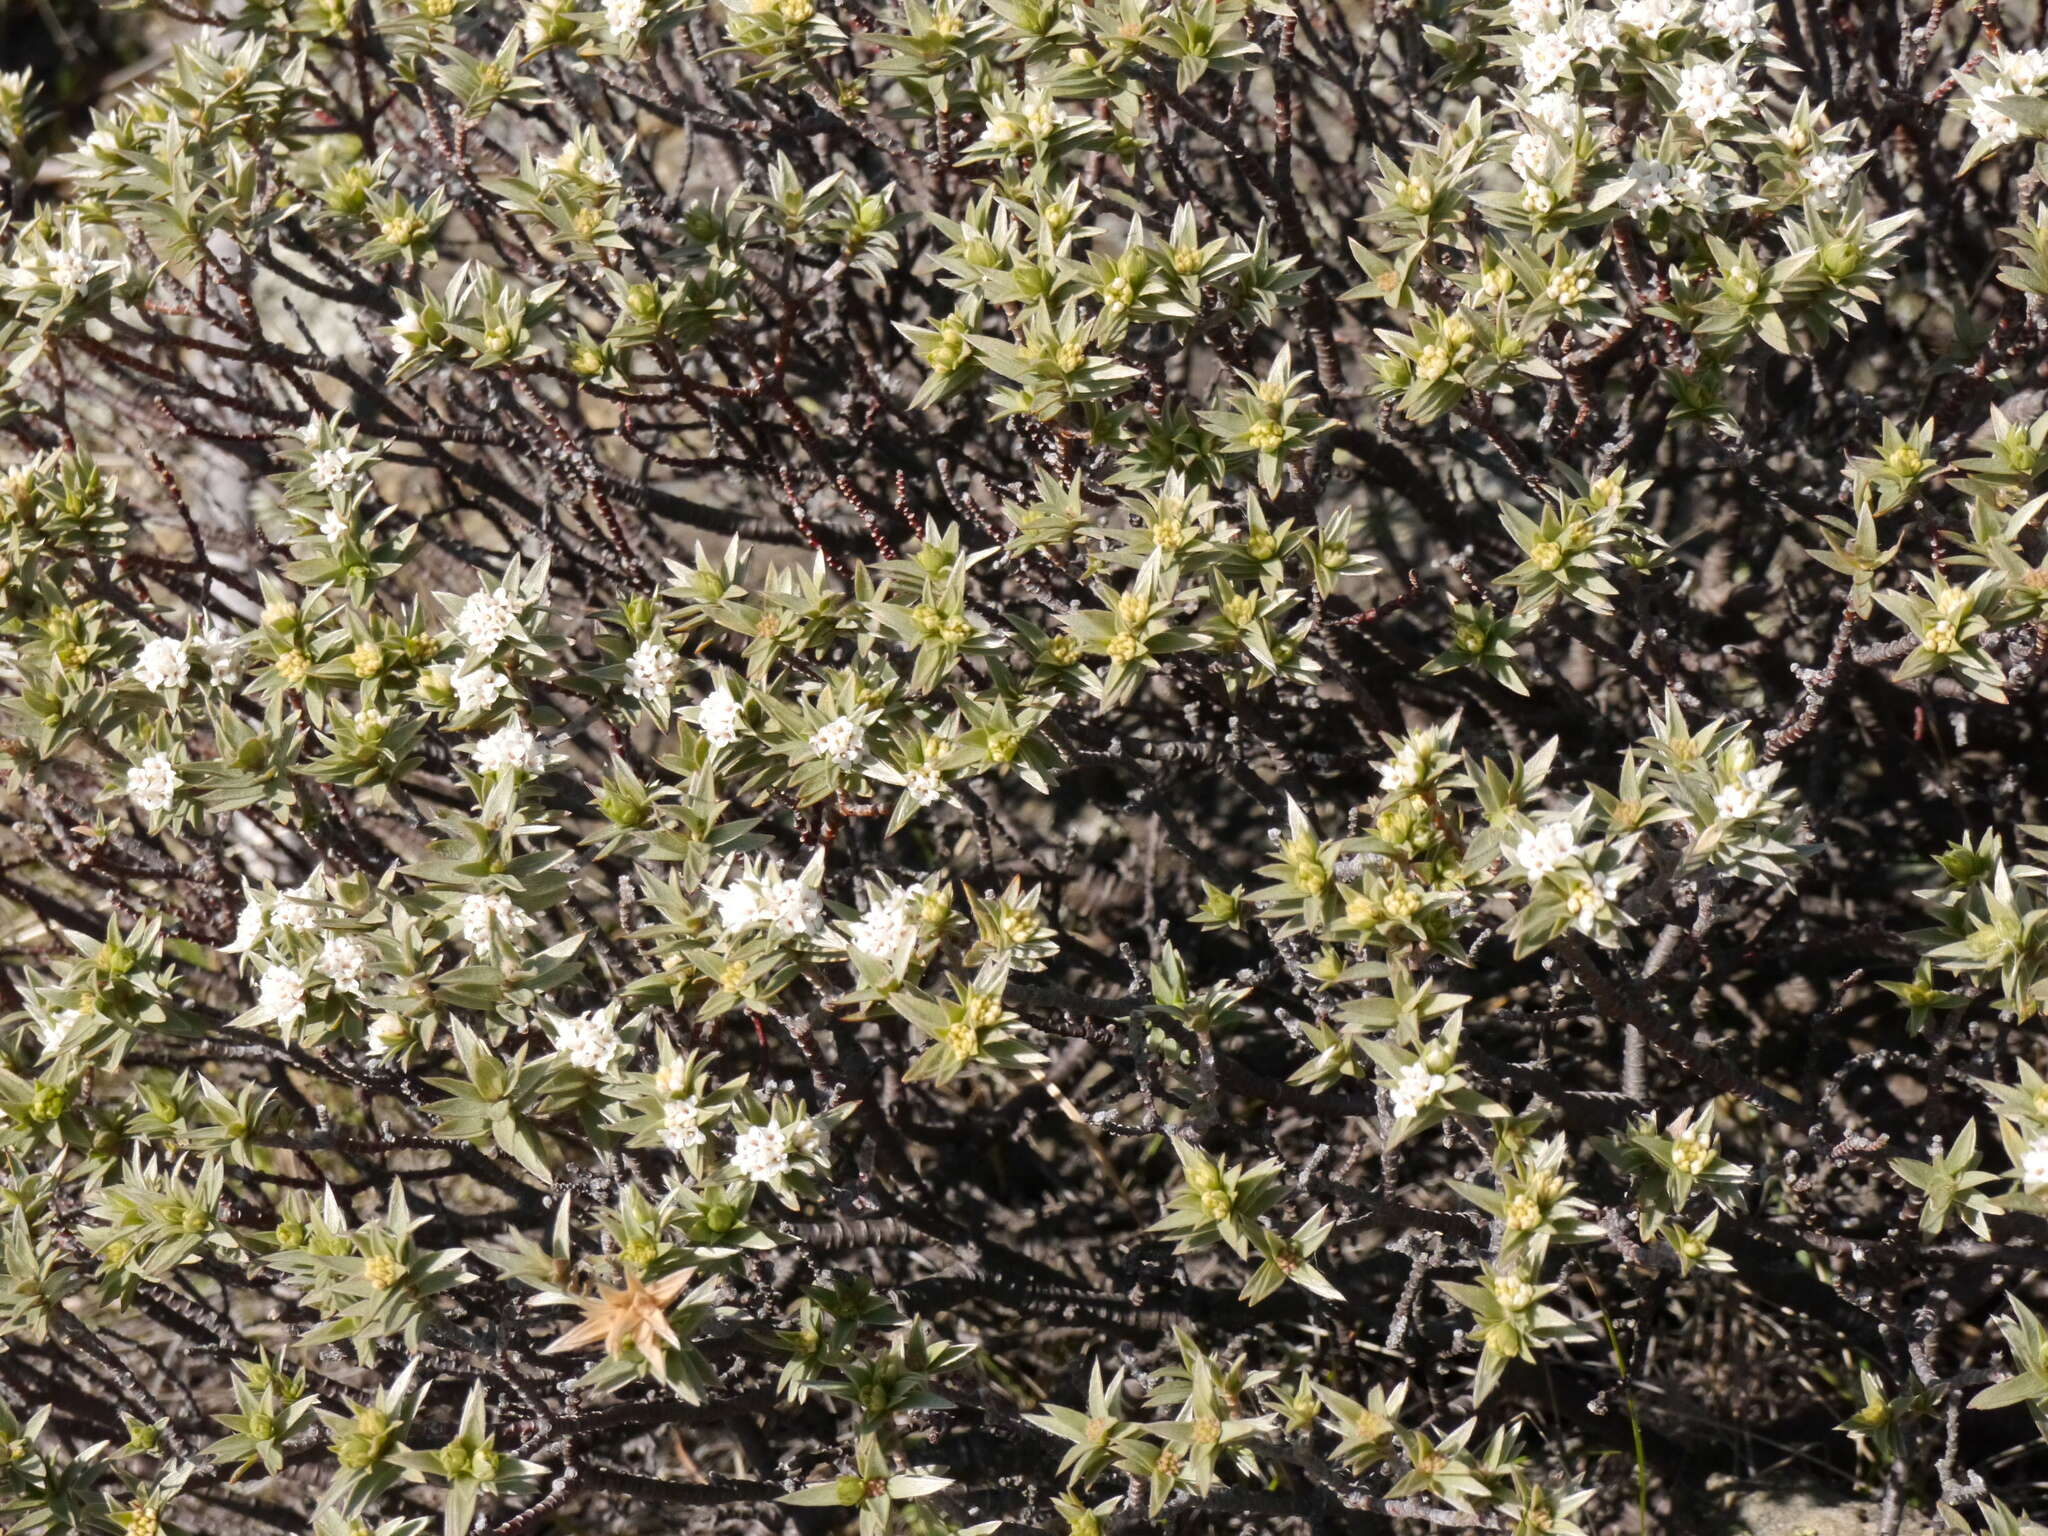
xmin=1509 ymin=0 xmax=1562 ymax=30
xmin=1697 ymin=0 xmax=1766 ymax=43
xmin=729 ymin=1122 xmax=792 ymax=1181
xmin=367 ymin=1013 xmax=412 ymax=1058
xmin=36 ymin=1007 xmax=88 ymax=1056
xmin=317 ymin=935 xmax=373 ymax=997
xmin=390 ymin=301 xmax=432 ymax=364
xmin=1676 ymin=163 xmax=1717 ymax=207
xmin=1616 ymin=0 xmax=1691 ymax=30
xmin=319 ymin=506 xmax=352 ymax=545
xmin=1563 ymin=869 xmax=1626 ymax=931
xmin=273 ymin=879 xmax=323 ymax=932
xmin=2023 ymin=1135 xmax=2048 ymax=1190
xmin=905 ymin=765 xmax=946 ymax=806
xmin=661 ymin=1099 xmax=708 ymax=1152
xmin=1575 ymin=8 xmax=1619 ymax=50
xmin=1674 ymin=60 xmax=1745 ymax=126
xmin=452 ymin=664 xmax=511 ymax=715
xmin=2005 ymin=47 xmax=2048 ymax=93
xmin=843 ymin=887 xmax=921 ymax=959
xmin=1514 ymin=820 xmax=1580 ymax=880
xmin=459 ymin=891 xmax=534 ymax=947
xmin=196 ymin=621 xmax=246 ymax=685
xmin=1 ymin=216 xmax=124 ymax=296
xmin=258 ymin=965 xmax=307 ymax=1028
xmin=1511 ymin=131 xmax=1558 ymax=185
xmin=132 ymin=636 xmax=191 ymax=693
xmin=555 ymin=1007 xmax=621 ymax=1073
xmin=1519 ymin=29 xmax=1579 ymax=89
xmin=50 ymin=245 xmax=96 ymax=289
xmin=1378 ymin=740 xmax=1430 ymax=795
xmin=1390 ymin=1062 xmax=1449 ymax=1121
xmin=697 ymin=687 xmax=744 ymax=746
xmin=1021 ymin=93 xmax=1068 ymax=139
xmin=626 ymin=639 xmax=681 ymax=700
xmin=1714 ymin=770 xmax=1769 ymax=822
xmin=126 ymin=754 xmax=178 ymax=816
xmin=456 ymin=587 xmax=521 ymax=652
xmin=467 ymin=719 xmax=545 ymax=776
xmin=551 ymin=140 xmax=620 ymax=187
xmin=761 ymin=874 xmax=823 ymax=937
xmin=604 ymin=0 xmax=647 ymax=37
xmin=710 ymin=869 xmax=822 ymax=938
xmin=809 ymin=715 xmax=866 ymax=767
xmin=784 ymin=1116 xmax=823 ymax=1162
xmin=709 ymin=878 xmax=771 ymax=931
xmin=307 ymin=447 xmax=356 ymax=491
xmin=1802 ymin=150 xmax=1857 ymax=201
xmin=1969 ymin=95 xmax=2022 ymax=147
xmin=232 ymin=899 xmax=267 ymax=952
xmin=1524 ymin=89 xmax=1582 ymax=133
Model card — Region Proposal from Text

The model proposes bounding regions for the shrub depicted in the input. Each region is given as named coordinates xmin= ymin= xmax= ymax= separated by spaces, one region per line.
xmin=5 ymin=0 xmax=2048 ymax=1532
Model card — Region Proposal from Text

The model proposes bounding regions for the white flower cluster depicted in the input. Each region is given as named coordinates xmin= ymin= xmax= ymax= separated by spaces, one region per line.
xmin=1713 ymin=768 xmax=1771 ymax=822
xmin=728 ymin=1121 xmax=792 ymax=1180
xmin=660 ymin=1098 xmax=709 ymax=1152
xmin=1961 ymin=46 xmax=2048 ymax=152
xmin=1696 ymin=0 xmax=1766 ymax=44
xmin=367 ymin=1013 xmax=413 ymax=1059
xmin=977 ymin=90 xmax=1077 ymax=151
xmin=1614 ymin=0 xmax=1692 ymax=34
xmin=697 ymin=685 xmax=744 ymax=746
xmin=1390 ymin=1061 xmax=1449 ymax=1121
xmin=725 ymin=1115 xmax=824 ymax=1184
xmin=709 ymin=862 xmax=824 ymax=938
xmin=1800 ymin=149 xmax=1858 ymax=204
xmin=603 ymin=0 xmax=647 ymax=41
xmin=1673 ymin=58 xmax=1746 ymax=126
xmin=1508 ymin=90 xmax=1584 ymax=185
xmin=273 ymin=877 xmax=326 ymax=933
xmin=452 ymin=663 xmax=512 ymax=715
xmin=466 ymin=719 xmax=547 ymax=777
xmin=2 ymin=213 xmax=128 ymax=299
xmin=456 ymin=586 xmax=523 ymax=653
xmin=1560 ymin=868 xmax=1627 ymax=933
xmin=808 ymin=714 xmax=867 ymax=767
xmin=317 ymin=934 xmax=373 ymax=997
xmin=1512 ymin=819 xmax=1584 ymax=880
xmin=903 ymin=763 xmax=946 ymax=806
xmin=259 ymin=964 xmax=307 ymax=1029
xmin=306 ymin=446 xmax=357 ymax=492
xmin=1623 ymin=157 xmax=1716 ymax=216
xmin=130 ymin=635 xmax=191 ymax=695
xmin=2023 ymin=1134 xmax=2048 ymax=1190
xmin=553 ymin=1006 xmax=623 ymax=1073
xmin=126 ymin=754 xmax=179 ymax=816
xmin=460 ymin=891 xmax=535 ymax=948
xmin=229 ymin=876 xmax=323 ymax=952
xmin=626 ymin=639 xmax=682 ymax=700
xmin=835 ymin=880 xmax=932 ymax=962
xmin=1377 ymin=735 xmax=1438 ymax=796
xmin=195 ymin=620 xmax=247 ymax=686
